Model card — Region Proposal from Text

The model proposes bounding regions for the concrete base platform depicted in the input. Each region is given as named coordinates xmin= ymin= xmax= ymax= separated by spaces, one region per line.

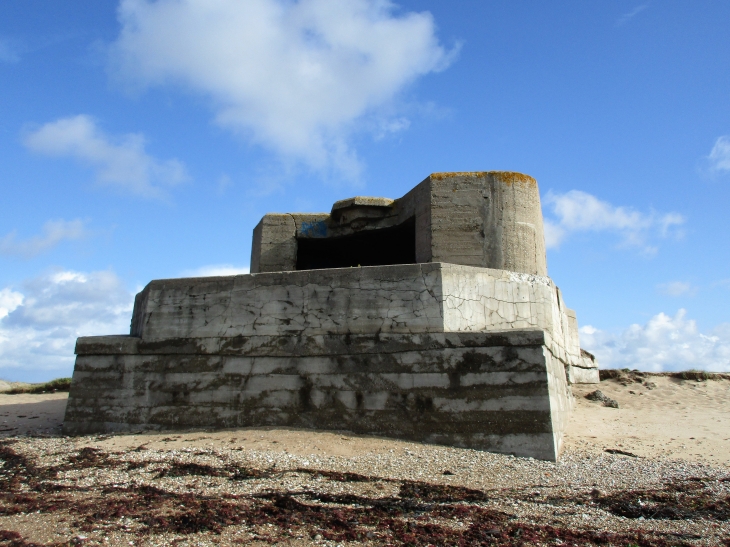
xmin=569 ymin=366 xmax=600 ymax=384
xmin=568 ymin=349 xmax=600 ymax=384
xmin=64 ymin=330 xmax=573 ymax=461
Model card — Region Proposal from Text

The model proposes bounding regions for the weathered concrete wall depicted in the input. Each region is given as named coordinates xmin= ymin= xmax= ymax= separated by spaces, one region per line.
xmin=560 ymin=308 xmax=599 ymax=384
xmin=569 ymin=349 xmax=600 ymax=384
xmin=428 ymin=172 xmax=547 ymax=276
xmin=250 ymin=171 xmax=548 ymax=276
xmin=129 ymin=263 xmax=581 ymax=372
xmin=251 ymin=214 xmax=298 ymax=273
xmin=65 ymin=330 xmax=572 ymax=461
xmin=66 ymin=263 xmax=585 ymax=458
xmin=132 ymin=263 xmax=446 ymax=340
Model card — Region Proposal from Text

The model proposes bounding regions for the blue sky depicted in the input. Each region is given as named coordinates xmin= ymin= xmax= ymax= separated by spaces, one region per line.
xmin=1 ymin=0 xmax=729 ymax=381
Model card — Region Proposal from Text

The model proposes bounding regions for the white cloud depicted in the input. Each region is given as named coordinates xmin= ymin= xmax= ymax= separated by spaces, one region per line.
xmin=617 ymin=4 xmax=648 ymax=26
xmin=657 ymin=281 xmax=697 ymax=297
xmin=0 ymin=219 xmax=88 ymax=258
xmin=708 ymin=135 xmax=730 ymax=174
xmin=0 ymin=269 xmax=134 ymax=380
xmin=110 ymin=0 xmax=457 ymax=178
xmin=0 ymin=37 xmax=20 ymax=63
xmin=0 ymin=289 xmax=23 ymax=319
xmin=580 ymin=310 xmax=730 ymax=372
xmin=543 ymin=190 xmax=684 ymax=253
xmin=180 ymin=264 xmax=250 ymax=277
xmin=23 ymin=115 xmax=188 ymax=198
xmin=373 ymin=116 xmax=411 ymax=140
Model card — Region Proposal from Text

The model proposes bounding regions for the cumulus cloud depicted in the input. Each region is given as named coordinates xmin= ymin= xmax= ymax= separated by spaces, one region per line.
xmin=0 ymin=269 xmax=134 ymax=380
xmin=0 ymin=289 xmax=23 ymax=319
xmin=0 ymin=219 xmax=88 ymax=258
xmin=580 ymin=310 xmax=730 ymax=372
xmin=707 ymin=136 xmax=730 ymax=174
xmin=543 ymin=190 xmax=684 ymax=253
xmin=110 ymin=0 xmax=457 ymax=178
xmin=179 ymin=264 xmax=250 ymax=277
xmin=23 ymin=115 xmax=188 ymax=198
xmin=657 ymin=281 xmax=697 ymax=297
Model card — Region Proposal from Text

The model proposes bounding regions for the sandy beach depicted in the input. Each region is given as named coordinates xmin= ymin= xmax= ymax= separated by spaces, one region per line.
xmin=0 ymin=373 xmax=728 ymax=546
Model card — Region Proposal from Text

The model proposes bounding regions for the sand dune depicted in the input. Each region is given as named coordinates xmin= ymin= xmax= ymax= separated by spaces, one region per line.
xmin=567 ymin=374 xmax=730 ymax=466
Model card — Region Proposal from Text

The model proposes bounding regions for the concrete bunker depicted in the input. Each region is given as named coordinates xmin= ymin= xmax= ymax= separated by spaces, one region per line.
xmin=251 ymin=172 xmax=550 ymax=276
xmin=64 ymin=171 xmax=600 ymax=461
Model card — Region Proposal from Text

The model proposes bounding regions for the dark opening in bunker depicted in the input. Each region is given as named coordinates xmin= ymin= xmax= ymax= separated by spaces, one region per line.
xmin=296 ymin=217 xmax=416 ymax=270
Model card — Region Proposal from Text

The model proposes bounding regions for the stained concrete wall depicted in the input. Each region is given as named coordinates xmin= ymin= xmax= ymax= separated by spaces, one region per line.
xmin=66 ymin=263 xmax=587 ymax=459
xmin=251 ymin=172 xmax=547 ymax=276
xmin=570 ymin=349 xmax=600 ymax=384
xmin=132 ymin=263 xmax=446 ymax=340
xmin=128 ymin=263 xmax=582 ymax=373
xmin=427 ymin=172 xmax=547 ymax=275
xmin=250 ymin=214 xmax=297 ymax=273
xmin=65 ymin=330 xmax=572 ymax=461
xmin=562 ymin=309 xmax=599 ymax=384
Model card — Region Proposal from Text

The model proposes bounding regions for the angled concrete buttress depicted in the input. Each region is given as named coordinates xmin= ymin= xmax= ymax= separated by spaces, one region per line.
xmin=64 ymin=172 xmax=599 ymax=461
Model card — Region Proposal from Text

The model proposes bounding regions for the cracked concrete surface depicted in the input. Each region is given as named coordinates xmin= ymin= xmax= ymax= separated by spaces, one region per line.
xmin=132 ymin=264 xmax=573 ymax=351
xmin=66 ymin=330 xmax=572 ymax=461
xmin=66 ymin=264 xmax=582 ymax=460
xmin=127 ymin=263 xmax=591 ymax=379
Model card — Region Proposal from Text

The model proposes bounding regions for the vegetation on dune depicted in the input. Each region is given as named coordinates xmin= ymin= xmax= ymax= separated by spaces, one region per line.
xmin=4 ymin=377 xmax=71 ymax=395
xmin=599 ymin=369 xmax=729 ymax=382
